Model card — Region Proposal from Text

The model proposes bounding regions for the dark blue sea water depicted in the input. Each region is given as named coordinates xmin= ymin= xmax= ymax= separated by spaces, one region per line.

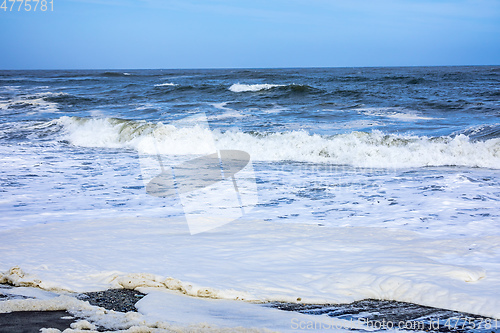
xmin=1 ymin=67 xmax=500 ymax=136
xmin=1 ymin=66 xmax=499 ymax=235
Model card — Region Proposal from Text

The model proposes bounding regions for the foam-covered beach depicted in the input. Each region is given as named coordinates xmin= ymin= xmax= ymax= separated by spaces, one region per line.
xmin=2 ymin=216 xmax=500 ymax=331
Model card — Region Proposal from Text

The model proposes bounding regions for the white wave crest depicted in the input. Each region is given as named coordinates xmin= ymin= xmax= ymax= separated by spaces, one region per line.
xmin=154 ymin=82 xmax=178 ymax=87
xmin=55 ymin=116 xmax=500 ymax=168
xmin=56 ymin=116 xmax=216 ymax=155
xmin=229 ymin=83 xmax=284 ymax=93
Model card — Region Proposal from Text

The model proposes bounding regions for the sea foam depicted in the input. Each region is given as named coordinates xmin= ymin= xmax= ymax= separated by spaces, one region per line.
xmin=1 ymin=217 xmax=499 ymax=318
xmin=55 ymin=116 xmax=500 ymax=169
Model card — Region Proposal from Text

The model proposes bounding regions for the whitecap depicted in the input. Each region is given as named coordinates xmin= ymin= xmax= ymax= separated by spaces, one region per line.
xmin=54 ymin=116 xmax=500 ymax=169
xmin=229 ymin=83 xmax=284 ymax=93
xmin=154 ymin=82 xmax=178 ymax=87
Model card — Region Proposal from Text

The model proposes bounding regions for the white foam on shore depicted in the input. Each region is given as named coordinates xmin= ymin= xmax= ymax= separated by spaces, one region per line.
xmin=0 ymin=285 xmax=59 ymax=300
xmin=1 ymin=217 xmax=499 ymax=320
xmin=0 ymin=287 xmax=357 ymax=332
xmin=135 ymin=289 xmax=364 ymax=332
xmin=0 ymin=294 xmax=149 ymax=331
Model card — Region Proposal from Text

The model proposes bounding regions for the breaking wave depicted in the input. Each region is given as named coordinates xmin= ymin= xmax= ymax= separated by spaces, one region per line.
xmin=54 ymin=116 xmax=500 ymax=168
xmin=229 ymin=83 xmax=285 ymax=92
xmin=229 ymin=83 xmax=315 ymax=93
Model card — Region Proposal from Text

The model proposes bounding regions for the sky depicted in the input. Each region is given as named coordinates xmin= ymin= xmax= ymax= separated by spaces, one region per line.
xmin=0 ymin=0 xmax=499 ymax=69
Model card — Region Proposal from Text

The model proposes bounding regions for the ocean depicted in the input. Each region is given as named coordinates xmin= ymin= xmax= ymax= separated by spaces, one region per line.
xmin=1 ymin=66 xmax=500 ymax=332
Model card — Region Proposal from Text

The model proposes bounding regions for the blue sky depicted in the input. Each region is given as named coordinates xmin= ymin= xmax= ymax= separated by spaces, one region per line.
xmin=1 ymin=0 xmax=499 ymax=69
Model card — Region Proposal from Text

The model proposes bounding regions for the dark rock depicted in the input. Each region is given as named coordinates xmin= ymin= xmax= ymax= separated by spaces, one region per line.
xmin=77 ymin=289 xmax=146 ymax=313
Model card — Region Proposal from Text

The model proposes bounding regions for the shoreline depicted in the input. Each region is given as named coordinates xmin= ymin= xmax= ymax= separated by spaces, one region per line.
xmin=1 ymin=285 xmax=499 ymax=332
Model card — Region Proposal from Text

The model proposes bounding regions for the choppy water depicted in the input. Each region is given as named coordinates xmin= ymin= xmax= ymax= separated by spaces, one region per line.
xmin=1 ymin=67 xmax=499 ymax=237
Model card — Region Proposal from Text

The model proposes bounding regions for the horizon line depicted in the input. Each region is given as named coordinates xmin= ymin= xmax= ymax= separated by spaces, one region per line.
xmin=1 ymin=64 xmax=499 ymax=71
